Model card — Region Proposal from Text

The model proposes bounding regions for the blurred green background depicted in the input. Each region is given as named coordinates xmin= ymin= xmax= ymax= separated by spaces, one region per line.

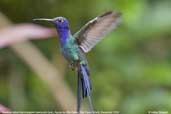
xmin=0 ymin=0 xmax=171 ymax=114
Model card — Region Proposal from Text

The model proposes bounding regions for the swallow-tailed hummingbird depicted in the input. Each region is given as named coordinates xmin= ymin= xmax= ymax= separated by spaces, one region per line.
xmin=33 ymin=11 xmax=121 ymax=114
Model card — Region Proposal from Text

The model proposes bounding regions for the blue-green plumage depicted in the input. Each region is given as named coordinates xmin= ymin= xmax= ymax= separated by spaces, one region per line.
xmin=60 ymin=37 xmax=79 ymax=62
xmin=60 ymin=36 xmax=92 ymax=97
xmin=33 ymin=11 xmax=121 ymax=114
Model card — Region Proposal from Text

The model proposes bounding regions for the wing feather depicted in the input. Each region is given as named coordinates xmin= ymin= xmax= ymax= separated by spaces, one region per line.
xmin=74 ymin=11 xmax=121 ymax=53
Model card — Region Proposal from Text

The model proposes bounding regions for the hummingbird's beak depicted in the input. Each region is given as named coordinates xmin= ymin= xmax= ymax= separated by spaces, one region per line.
xmin=33 ymin=18 xmax=53 ymax=22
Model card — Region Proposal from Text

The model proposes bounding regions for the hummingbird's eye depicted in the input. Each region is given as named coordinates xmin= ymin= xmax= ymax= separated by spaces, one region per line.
xmin=57 ymin=19 xmax=64 ymax=23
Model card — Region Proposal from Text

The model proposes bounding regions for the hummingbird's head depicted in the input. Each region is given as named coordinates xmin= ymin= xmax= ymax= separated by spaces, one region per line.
xmin=33 ymin=17 xmax=69 ymax=30
xmin=33 ymin=17 xmax=71 ymax=45
xmin=52 ymin=17 xmax=69 ymax=30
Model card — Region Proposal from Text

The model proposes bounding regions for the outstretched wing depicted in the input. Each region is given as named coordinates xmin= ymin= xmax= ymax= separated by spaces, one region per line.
xmin=74 ymin=11 xmax=121 ymax=53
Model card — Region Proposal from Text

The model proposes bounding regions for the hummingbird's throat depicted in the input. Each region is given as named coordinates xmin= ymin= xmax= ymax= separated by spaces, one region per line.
xmin=57 ymin=28 xmax=71 ymax=46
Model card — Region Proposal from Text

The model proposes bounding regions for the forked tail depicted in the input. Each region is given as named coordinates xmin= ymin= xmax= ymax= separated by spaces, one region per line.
xmin=77 ymin=64 xmax=94 ymax=114
xmin=80 ymin=64 xmax=91 ymax=98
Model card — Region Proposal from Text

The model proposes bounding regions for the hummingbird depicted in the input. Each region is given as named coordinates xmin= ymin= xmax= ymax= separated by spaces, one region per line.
xmin=33 ymin=11 xmax=121 ymax=113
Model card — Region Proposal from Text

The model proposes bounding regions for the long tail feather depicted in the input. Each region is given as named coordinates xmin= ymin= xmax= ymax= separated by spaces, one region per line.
xmin=77 ymin=64 xmax=94 ymax=113
xmin=80 ymin=64 xmax=91 ymax=98
xmin=87 ymin=95 xmax=94 ymax=114
xmin=77 ymin=72 xmax=81 ymax=114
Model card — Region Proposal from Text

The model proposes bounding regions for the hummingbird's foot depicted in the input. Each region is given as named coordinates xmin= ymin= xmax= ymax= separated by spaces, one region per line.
xmin=70 ymin=63 xmax=75 ymax=71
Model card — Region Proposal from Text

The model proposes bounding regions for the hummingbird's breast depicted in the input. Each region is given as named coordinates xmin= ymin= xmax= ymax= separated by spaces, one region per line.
xmin=61 ymin=39 xmax=80 ymax=62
